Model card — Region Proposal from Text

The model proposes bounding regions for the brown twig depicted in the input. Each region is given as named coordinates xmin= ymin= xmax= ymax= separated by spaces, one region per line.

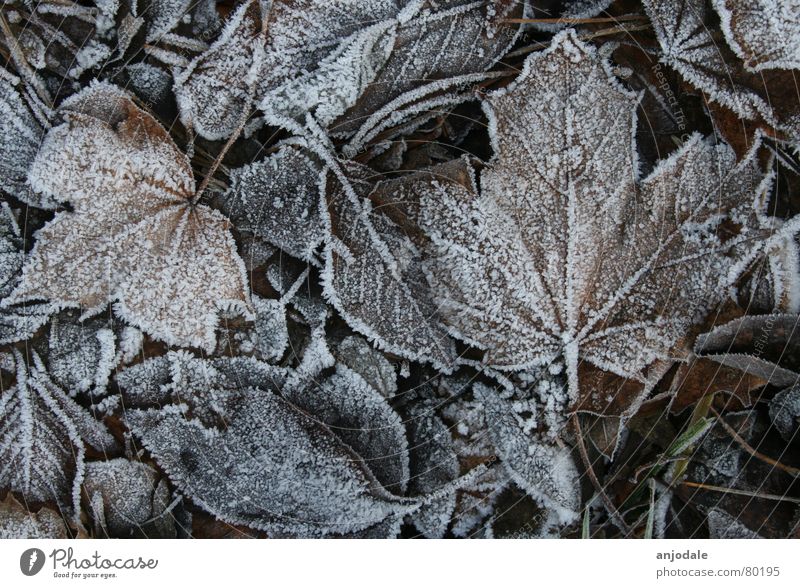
xmin=572 ymin=414 xmax=632 ymax=535
xmin=682 ymin=481 xmax=800 ymax=504
xmin=193 ymin=110 xmax=252 ymax=203
xmin=709 ymin=406 xmax=800 ymax=478
xmin=501 ymin=15 xmax=648 ymax=25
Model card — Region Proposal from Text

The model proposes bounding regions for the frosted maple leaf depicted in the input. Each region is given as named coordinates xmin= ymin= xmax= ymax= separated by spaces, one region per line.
xmin=370 ymin=30 xmax=776 ymax=400
xmin=3 ymin=82 xmax=252 ymax=352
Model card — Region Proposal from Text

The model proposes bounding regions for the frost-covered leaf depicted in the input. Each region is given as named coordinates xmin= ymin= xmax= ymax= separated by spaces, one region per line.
xmin=404 ymin=401 xmax=459 ymax=538
xmin=175 ymin=0 xmax=407 ymax=139
xmin=375 ymin=30 xmax=770 ymax=401
xmin=0 ymin=204 xmax=52 ymax=344
xmin=0 ymin=67 xmax=51 ymax=208
xmin=223 ymin=145 xmax=324 ymax=262
xmin=0 ymin=351 xmax=116 ymax=514
xmin=330 ymin=0 xmax=521 ymax=137
xmin=83 ymin=458 xmax=181 ymax=538
xmin=478 ymin=383 xmax=580 ymax=522
xmin=249 ymin=296 xmax=290 ymax=362
xmin=322 ymin=163 xmax=455 ymax=370
xmin=695 ymin=314 xmax=800 ymax=388
xmin=4 ymin=82 xmax=252 ymax=352
xmin=116 ymin=351 xmax=287 ymax=419
xmin=0 ymin=494 xmax=69 ymax=538
xmin=712 ymin=0 xmax=800 ymax=72
xmin=707 ymin=508 xmax=762 ymax=538
xmin=335 ymin=335 xmax=397 ymax=398
xmin=644 ymin=0 xmax=800 ymax=140
xmin=48 ymin=314 xmax=116 ymax=396
xmin=769 ymin=383 xmax=800 ymax=441
xmin=284 ymin=365 xmax=409 ymax=493
xmin=126 ymin=387 xmax=418 ymax=537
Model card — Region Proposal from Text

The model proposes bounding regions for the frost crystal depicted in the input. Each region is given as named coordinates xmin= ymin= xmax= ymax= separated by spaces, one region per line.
xmin=6 ymin=82 xmax=252 ymax=352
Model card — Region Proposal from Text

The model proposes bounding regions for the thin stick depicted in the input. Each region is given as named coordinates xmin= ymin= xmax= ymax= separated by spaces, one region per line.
xmin=572 ymin=415 xmax=632 ymax=535
xmin=501 ymin=15 xmax=648 ymax=25
xmin=682 ymin=481 xmax=800 ymax=504
xmin=193 ymin=111 xmax=252 ymax=203
xmin=709 ymin=406 xmax=800 ymax=478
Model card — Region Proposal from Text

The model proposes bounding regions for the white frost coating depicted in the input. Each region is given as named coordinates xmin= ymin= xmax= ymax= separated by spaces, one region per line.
xmin=126 ymin=386 xmax=419 ymax=537
xmin=223 ymin=145 xmax=325 ymax=262
xmin=321 ymin=163 xmax=456 ymax=371
xmin=47 ymin=316 xmax=117 ymax=396
xmin=0 ymin=350 xmax=116 ymax=518
xmin=6 ymin=82 xmax=252 ymax=352
xmin=0 ymin=66 xmax=53 ymax=208
xmin=379 ymin=31 xmax=774 ymax=400
xmin=283 ymin=364 xmax=410 ymax=494
xmin=0 ymin=495 xmax=68 ymax=538
xmin=0 ymin=203 xmax=52 ymax=344
xmin=707 ymin=509 xmax=762 ymax=538
xmin=175 ymin=0 xmax=412 ymax=140
xmin=335 ymin=335 xmax=397 ymax=398
xmin=643 ymin=0 xmax=797 ymax=138
xmin=712 ymin=0 xmax=800 ymax=72
xmin=83 ymin=458 xmax=178 ymax=537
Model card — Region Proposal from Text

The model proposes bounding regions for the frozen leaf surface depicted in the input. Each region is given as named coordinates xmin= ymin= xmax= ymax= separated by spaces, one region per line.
xmin=175 ymin=0 xmax=408 ymax=139
xmin=283 ymin=365 xmax=410 ymax=493
xmin=48 ymin=315 xmax=116 ymax=396
xmin=0 ymin=351 xmax=116 ymax=513
xmin=643 ymin=0 xmax=799 ymax=138
xmin=126 ymin=387 xmax=417 ymax=537
xmin=0 ymin=68 xmax=50 ymax=208
xmin=712 ymin=0 xmax=800 ymax=72
xmin=83 ymin=458 xmax=179 ymax=538
xmin=478 ymin=383 xmax=580 ymax=522
xmin=0 ymin=204 xmax=51 ymax=344
xmin=223 ymin=145 xmax=324 ymax=262
xmin=376 ymin=31 xmax=769 ymax=399
xmin=335 ymin=335 xmax=397 ymax=398
xmin=330 ymin=0 xmax=521 ymax=136
xmin=404 ymin=402 xmax=459 ymax=538
xmin=5 ymin=82 xmax=251 ymax=352
xmin=322 ymin=163 xmax=455 ymax=370
xmin=0 ymin=494 xmax=68 ymax=538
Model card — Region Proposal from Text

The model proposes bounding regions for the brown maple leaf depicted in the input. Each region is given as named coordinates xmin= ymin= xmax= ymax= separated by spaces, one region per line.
xmin=4 ymin=82 xmax=251 ymax=351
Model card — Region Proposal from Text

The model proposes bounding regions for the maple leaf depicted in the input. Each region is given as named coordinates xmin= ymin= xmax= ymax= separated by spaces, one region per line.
xmin=712 ymin=0 xmax=800 ymax=72
xmin=0 ymin=350 xmax=116 ymax=515
xmin=369 ymin=30 xmax=773 ymax=401
xmin=3 ymin=82 xmax=252 ymax=352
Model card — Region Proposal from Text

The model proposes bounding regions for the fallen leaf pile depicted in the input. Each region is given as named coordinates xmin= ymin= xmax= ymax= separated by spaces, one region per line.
xmin=1 ymin=0 xmax=800 ymax=539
